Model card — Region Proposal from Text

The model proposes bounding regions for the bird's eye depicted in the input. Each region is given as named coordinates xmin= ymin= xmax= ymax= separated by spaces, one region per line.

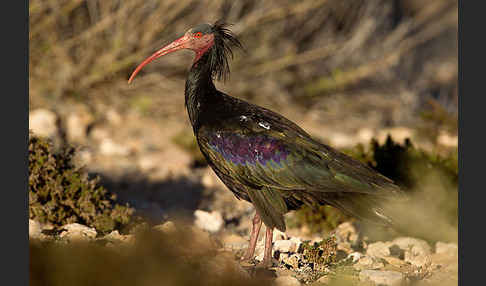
xmin=194 ymin=32 xmax=203 ymax=38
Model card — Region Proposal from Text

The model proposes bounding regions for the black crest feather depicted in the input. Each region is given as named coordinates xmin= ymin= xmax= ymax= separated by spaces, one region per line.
xmin=209 ymin=20 xmax=243 ymax=81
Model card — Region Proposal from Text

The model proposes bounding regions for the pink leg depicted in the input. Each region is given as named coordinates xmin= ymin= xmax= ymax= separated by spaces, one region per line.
xmin=242 ymin=212 xmax=262 ymax=261
xmin=261 ymin=227 xmax=274 ymax=267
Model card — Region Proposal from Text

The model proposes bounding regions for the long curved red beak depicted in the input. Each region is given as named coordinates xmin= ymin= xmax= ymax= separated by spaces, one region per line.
xmin=128 ymin=35 xmax=190 ymax=84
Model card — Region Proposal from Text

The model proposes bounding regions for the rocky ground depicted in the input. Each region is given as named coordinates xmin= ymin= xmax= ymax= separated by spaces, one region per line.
xmin=29 ymin=103 xmax=457 ymax=286
xmin=29 ymin=215 xmax=458 ymax=286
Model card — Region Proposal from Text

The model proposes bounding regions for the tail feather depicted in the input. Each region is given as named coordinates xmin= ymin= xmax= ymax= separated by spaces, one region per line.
xmin=311 ymin=191 xmax=403 ymax=226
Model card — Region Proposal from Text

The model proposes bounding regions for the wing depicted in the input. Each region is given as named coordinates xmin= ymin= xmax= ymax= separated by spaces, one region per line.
xmin=196 ymin=105 xmax=401 ymax=230
xmin=198 ymin=112 xmax=398 ymax=196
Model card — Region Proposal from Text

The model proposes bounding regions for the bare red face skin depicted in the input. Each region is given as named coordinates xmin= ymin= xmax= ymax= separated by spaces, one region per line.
xmin=128 ymin=32 xmax=214 ymax=84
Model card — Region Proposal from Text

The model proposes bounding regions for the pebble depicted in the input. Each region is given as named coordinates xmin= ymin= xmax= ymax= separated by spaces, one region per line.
xmin=274 ymin=276 xmax=301 ymax=286
xmin=359 ymin=270 xmax=403 ymax=286
xmin=66 ymin=110 xmax=93 ymax=142
xmin=353 ymin=255 xmax=385 ymax=270
xmin=194 ymin=210 xmax=224 ymax=233
xmin=29 ymin=109 xmax=58 ymax=138
xmin=347 ymin=252 xmax=362 ymax=263
xmin=29 ymin=219 xmax=42 ymax=239
xmin=274 ymin=240 xmax=297 ymax=253
xmin=392 ymin=237 xmax=432 ymax=267
xmin=99 ymin=138 xmax=130 ymax=156
xmin=59 ymin=223 xmax=97 ymax=241
xmin=435 ymin=241 xmax=458 ymax=257
xmin=366 ymin=241 xmax=392 ymax=257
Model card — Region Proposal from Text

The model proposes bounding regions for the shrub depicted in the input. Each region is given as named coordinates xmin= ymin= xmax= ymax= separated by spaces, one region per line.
xmin=29 ymin=133 xmax=134 ymax=233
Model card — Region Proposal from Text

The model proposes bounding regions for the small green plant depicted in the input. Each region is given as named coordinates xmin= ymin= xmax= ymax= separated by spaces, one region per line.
xmin=29 ymin=133 xmax=134 ymax=233
xmin=302 ymin=236 xmax=338 ymax=271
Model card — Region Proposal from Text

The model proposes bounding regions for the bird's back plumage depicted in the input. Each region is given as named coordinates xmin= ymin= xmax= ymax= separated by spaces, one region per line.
xmin=196 ymin=93 xmax=403 ymax=231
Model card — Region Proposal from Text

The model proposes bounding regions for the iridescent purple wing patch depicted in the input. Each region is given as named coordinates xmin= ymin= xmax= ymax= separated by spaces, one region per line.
xmin=208 ymin=132 xmax=290 ymax=166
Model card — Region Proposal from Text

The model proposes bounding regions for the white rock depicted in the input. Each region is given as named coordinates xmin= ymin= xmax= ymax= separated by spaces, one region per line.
xmin=435 ymin=242 xmax=458 ymax=257
xmin=347 ymin=252 xmax=362 ymax=263
xmin=353 ymin=255 xmax=385 ymax=270
xmin=60 ymin=223 xmax=97 ymax=240
xmin=273 ymin=228 xmax=288 ymax=241
xmin=367 ymin=241 xmax=392 ymax=257
xmin=274 ymin=276 xmax=301 ymax=286
xmin=357 ymin=128 xmax=374 ymax=143
xmin=89 ymin=126 xmax=110 ymax=141
xmin=359 ymin=270 xmax=403 ymax=286
xmin=106 ymin=109 xmax=122 ymax=125
xmin=437 ymin=131 xmax=458 ymax=148
xmin=99 ymin=138 xmax=130 ymax=156
xmin=289 ymin=237 xmax=302 ymax=252
xmin=392 ymin=237 xmax=432 ymax=256
xmin=138 ymin=155 xmax=159 ymax=172
xmin=66 ymin=111 xmax=93 ymax=142
xmin=334 ymin=222 xmax=359 ymax=245
xmin=29 ymin=219 xmax=42 ymax=239
xmin=29 ymin=109 xmax=58 ymax=138
xmin=392 ymin=237 xmax=432 ymax=266
xmin=194 ymin=210 xmax=224 ymax=233
xmin=274 ymin=240 xmax=296 ymax=253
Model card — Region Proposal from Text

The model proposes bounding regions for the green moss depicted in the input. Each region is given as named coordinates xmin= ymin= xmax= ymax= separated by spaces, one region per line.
xmin=29 ymin=133 xmax=134 ymax=234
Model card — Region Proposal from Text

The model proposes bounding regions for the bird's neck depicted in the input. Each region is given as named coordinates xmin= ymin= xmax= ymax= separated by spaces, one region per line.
xmin=185 ymin=52 xmax=219 ymax=131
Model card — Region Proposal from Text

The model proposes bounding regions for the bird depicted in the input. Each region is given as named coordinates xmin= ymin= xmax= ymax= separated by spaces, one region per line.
xmin=128 ymin=20 xmax=404 ymax=267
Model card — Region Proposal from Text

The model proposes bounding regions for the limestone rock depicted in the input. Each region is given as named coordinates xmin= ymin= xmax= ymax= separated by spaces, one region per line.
xmin=66 ymin=109 xmax=93 ymax=142
xmin=60 ymin=223 xmax=97 ymax=241
xmin=99 ymin=138 xmax=130 ymax=156
xmin=366 ymin=241 xmax=392 ymax=257
xmin=435 ymin=242 xmax=458 ymax=257
xmin=29 ymin=219 xmax=42 ymax=239
xmin=194 ymin=210 xmax=224 ymax=233
xmin=274 ymin=240 xmax=298 ymax=253
xmin=392 ymin=237 xmax=432 ymax=267
xmin=354 ymin=255 xmax=385 ymax=270
xmin=29 ymin=109 xmax=58 ymax=138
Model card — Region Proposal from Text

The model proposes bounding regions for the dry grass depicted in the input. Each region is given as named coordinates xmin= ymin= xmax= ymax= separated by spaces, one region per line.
xmin=30 ymin=0 xmax=457 ymax=133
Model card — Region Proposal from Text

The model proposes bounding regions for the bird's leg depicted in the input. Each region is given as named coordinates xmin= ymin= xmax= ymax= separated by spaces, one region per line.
xmin=261 ymin=227 xmax=274 ymax=267
xmin=242 ymin=212 xmax=262 ymax=261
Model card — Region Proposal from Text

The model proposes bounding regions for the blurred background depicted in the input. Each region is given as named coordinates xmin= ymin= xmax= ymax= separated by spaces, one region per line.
xmin=29 ymin=0 xmax=458 ymax=285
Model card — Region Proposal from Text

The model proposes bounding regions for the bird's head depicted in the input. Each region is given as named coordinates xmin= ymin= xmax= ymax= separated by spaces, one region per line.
xmin=128 ymin=20 xmax=242 ymax=84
